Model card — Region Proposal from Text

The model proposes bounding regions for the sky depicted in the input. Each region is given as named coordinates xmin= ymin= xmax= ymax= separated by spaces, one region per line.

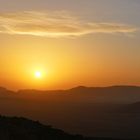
xmin=0 ymin=0 xmax=139 ymax=90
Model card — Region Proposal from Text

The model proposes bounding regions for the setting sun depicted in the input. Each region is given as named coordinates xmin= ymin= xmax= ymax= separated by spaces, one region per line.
xmin=35 ymin=71 xmax=42 ymax=78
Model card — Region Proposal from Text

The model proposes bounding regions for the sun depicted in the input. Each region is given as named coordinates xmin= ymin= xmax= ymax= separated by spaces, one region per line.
xmin=35 ymin=71 xmax=42 ymax=78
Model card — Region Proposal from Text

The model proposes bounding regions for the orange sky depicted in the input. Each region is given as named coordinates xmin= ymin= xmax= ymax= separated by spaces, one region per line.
xmin=0 ymin=0 xmax=140 ymax=90
xmin=0 ymin=34 xmax=139 ymax=90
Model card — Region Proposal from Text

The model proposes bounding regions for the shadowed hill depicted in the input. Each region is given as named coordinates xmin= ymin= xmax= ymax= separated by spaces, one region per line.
xmin=0 ymin=86 xmax=140 ymax=103
xmin=0 ymin=87 xmax=15 ymax=98
xmin=0 ymin=115 xmax=120 ymax=140
xmin=17 ymin=85 xmax=140 ymax=103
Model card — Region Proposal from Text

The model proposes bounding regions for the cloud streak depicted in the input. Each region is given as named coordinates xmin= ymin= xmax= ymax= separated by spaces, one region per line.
xmin=0 ymin=11 xmax=138 ymax=37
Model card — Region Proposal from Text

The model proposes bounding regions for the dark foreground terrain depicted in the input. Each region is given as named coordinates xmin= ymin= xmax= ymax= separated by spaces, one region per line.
xmin=0 ymin=115 xmax=122 ymax=140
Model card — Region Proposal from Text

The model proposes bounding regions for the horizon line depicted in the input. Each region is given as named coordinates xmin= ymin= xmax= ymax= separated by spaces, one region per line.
xmin=0 ymin=84 xmax=140 ymax=92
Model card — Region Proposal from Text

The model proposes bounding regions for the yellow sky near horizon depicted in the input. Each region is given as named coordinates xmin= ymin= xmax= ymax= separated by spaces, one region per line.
xmin=0 ymin=33 xmax=139 ymax=90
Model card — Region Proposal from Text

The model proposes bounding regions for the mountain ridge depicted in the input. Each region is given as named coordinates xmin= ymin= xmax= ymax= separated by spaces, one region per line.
xmin=0 ymin=85 xmax=140 ymax=93
xmin=0 ymin=85 xmax=140 ymax=103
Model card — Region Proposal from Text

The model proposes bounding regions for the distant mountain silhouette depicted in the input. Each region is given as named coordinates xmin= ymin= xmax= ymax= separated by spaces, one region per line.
xmin=0 ymin=115 xmax=121 ymax=140
xmin=69 ymin=86 xmax=88 ymax=91
xmin=0 ymin=85 xmax=140 ymax=106
xmin=68 ymin=85 xmax=140 ymax=94
xmin=0 ymin=87 xmax=16 ymax=99
xmin=17 ymin=85 xmax=140 ymax=103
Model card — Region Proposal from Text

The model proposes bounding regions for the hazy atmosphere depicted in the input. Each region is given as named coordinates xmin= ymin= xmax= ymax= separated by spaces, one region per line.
xmin=0 ymin=1 xmax=140 ymax=140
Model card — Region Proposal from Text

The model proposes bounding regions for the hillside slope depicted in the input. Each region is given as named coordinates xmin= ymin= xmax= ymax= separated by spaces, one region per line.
xmin=0 ymin=116 xmax=120 ymax=140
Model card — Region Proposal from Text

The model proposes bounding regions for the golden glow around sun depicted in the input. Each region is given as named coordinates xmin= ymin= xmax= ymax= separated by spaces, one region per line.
xmin=35 ymin=71 xmax=42 ymax=78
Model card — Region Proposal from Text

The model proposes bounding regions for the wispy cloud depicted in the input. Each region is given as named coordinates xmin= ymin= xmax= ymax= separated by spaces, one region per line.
xmin=0 ymin=11 xmax=138 ymax=37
